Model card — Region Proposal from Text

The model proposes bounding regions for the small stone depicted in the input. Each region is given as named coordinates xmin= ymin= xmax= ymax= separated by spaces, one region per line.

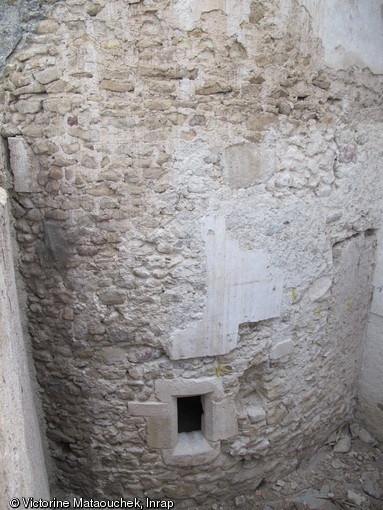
xmin=331 ymin=459 xmax=344 ymax=469
xmin=347 ymin=490 xmax=366 ymax=506
xmin=362 ymin=480 xmax=383 ymax=499
xmin=101 ymin=39 xmax=121 ymax=50
xmin=278 ymin=100 xmax=291 ymax=115
xmin=189 ymin=115 xmax=206 ymax=126
xmin=36 ymin=20 xmax=59 ymax=34
xmin=16 ymin=100 xmax=42 ymax=114
xmin=77 ymin=245 xmax=99 ymax=257
xmin=358 ymin=427 xmax=375 ymax=444
xmin=334 ymin=435 xmax=351 ymax=453
xmin=50 ymin=168 xmax=63 ymax=180
xmin=249 ymin=75 xmax=265 ymax=84
xmin=88 ymin=324 xmax=106 ymax=335
xmin=276 ymin=480 xmax=285 ymax=487
xmin=247 ymin=405 xmax=266 ymax=424
xmin=62 ymin=307 xmax=74 ymax=321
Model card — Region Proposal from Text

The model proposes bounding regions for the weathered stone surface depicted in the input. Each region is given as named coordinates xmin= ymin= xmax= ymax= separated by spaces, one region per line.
xmin=195 ymin=83 xmax=232 ymax=95
xmin=1 ymin=0 xmax=382 ymax=506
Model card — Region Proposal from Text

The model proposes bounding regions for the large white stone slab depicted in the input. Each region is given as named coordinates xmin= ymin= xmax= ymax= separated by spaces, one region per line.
xmin=8 ymin=137 xmax=40 ymax=192
xmin=168 ymin=216 xmax=283 ymax=359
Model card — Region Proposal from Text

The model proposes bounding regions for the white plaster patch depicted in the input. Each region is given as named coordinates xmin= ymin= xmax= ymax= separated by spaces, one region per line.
xmin=168 ymin=216 xmax=283 ymax=359
xmin=299 ymin=0 xmax=383 ymax=73
xmin=371 ymin=235 xmax=383 ymax=317
xmin=172 ymin=0 xmax=251 ymax=37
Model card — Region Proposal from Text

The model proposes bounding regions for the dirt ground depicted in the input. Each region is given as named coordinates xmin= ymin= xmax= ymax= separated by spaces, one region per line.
xmin=225 ymin=422 xmax=383 ymax=510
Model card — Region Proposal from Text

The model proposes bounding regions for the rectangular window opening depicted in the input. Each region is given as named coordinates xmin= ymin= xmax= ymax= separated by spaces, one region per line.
xmin=177 ymin=395 xmax=204 ymax=433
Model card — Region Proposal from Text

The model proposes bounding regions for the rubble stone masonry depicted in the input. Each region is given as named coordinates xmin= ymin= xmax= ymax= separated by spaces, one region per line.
xmin=0 ymin=0 xmax=382 ymax=507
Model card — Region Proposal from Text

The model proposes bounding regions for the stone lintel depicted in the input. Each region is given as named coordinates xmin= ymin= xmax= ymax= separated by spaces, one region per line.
xmin=155 ymin=377 xmax=224 ymax=402
xmin=147 ymin=416 xmax=174 ymax=449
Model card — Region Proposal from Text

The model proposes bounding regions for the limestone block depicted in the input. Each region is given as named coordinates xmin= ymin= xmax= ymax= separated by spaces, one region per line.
xmin=8 ymin=137 xmax=40 ymax=192
xmin=147 ymin=416 xmax=173 ymax=449
xmin=162 ymin=432 xmax=220 ymax=466
xmin=246 ymin=405 xmax=266 ymax=424
xmin=222 ymin=143 xmax=275 ymax=189
xmin=308 ymin=276 xmax=332 ymax=302
xmin=16 ymin=100 xmax=42 ymax=114
xmin=203 ymin=398 xmax=238 ymax=441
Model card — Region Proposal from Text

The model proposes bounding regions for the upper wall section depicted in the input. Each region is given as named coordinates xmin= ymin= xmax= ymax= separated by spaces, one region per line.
xmin=300 ymin=0 xmax=383 ymax=74
xmin=0 ymin=0 xmax=46 ymax=72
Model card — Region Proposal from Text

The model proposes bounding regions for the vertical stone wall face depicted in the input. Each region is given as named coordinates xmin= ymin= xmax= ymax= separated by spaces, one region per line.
xmin=0 ymin=188 xmax=50 ymax=500
xmin=0 ymin=0 xmax=382 ymax=506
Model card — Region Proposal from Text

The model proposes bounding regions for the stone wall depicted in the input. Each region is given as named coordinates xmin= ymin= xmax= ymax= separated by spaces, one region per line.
xmin=0 ymin=0 xmax=382 ymax=507
xmin=0 ymin=186 xmax=50 ymax=501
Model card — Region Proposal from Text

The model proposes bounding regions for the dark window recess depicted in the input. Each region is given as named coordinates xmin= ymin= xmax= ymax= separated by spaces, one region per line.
xmin=177 ymin=395 xmax=203 ymax=433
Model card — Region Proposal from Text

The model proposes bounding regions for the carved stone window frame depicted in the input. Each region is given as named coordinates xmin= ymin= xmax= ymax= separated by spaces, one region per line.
xmin=129 ymin=377 xmax=238 ymax=466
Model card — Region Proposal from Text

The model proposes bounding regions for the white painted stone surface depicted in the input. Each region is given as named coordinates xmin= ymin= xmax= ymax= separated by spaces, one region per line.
xmin=0 ymin=188 xmax=50 ymax=500
xmin=300 ymin=0 xmax=383 ymax=73
xmin=168 ymin=216 xmax=283 ymax=359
